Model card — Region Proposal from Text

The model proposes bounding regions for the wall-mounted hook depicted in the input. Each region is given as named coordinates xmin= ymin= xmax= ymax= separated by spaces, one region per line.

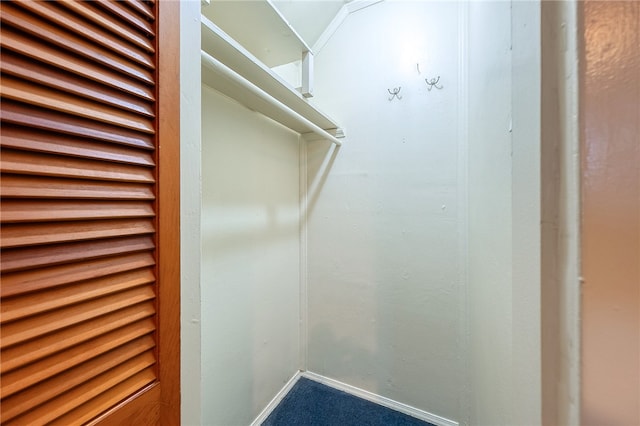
xmin=425 ymin=76 xmax=443 ymax=91
xmin=388 ymin=87 xmax=402 ymax=101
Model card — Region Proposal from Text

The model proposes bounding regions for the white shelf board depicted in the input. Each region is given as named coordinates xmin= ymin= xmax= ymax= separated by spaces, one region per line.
xmin=201 ymin=14 xmax=342 ymax=135
xmin=202 ymin=0 xmax=311 ymax=68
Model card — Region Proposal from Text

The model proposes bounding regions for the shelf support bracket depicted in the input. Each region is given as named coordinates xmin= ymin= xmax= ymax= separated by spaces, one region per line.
xmin=302 ymin=51 xmax=314 ymax=98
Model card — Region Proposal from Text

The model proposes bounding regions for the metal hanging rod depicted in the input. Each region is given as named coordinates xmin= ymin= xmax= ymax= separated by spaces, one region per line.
xmin=201 ymin=50 xmax=342 ymax=146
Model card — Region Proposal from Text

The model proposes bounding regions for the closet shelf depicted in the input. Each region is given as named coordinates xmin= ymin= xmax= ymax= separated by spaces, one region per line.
xmin=201 ymin=0 xmax=310 ymax=69
xmin=201 ymin=14 xmax=344 ymax=145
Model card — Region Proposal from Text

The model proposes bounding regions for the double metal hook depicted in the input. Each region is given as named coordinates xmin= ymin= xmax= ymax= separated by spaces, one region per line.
xmin=425 ymin=76 xmax=443 ymax=91
xmin=388 ymin=87 xmax=402 ymax=101
xmin=388 ymin=75 xmax=442 ymax=100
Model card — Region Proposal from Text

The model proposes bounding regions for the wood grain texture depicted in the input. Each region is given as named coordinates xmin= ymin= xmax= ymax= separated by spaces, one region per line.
xmin=45 ymin=369 xmax=158 ymax=426
xmin=0 ymin=200 xmax=155 ymax=223
xmin=14 ymin=0 xmax=154 ymax=68
xmin=1 ymin=303 xmax=156 ymax=374
xmin=0 ymin=235 xmax=154 ymax=272
xmin=124 ymin=0 xmax=156 ymax=23
xmin=156 ymin=1 xmax=182 ymax=424
xmin=1 ymin=285 xmax=155 ymax=348
xmin=1 ymin=149 xmax=155 ymax=182
xmin=1 ymin=0 xmax=179 ymax=422
xmin=77 ymin=382 xmax=160 ymax=426
xmin=2 ymin=342 xmax=155 ymax=422
xmin=0 ymin=127 xmax=155 ymax=166
xmin=95 ymin=0 xmax=155 ymax=35
xmin=0 ymin=75 xmax=155 ymax=133
xmin=0 ymin=52 xmax=155 ymax=117
xmin=1 ymin=319 xmax=155 ymax=398
xmin=0 ymin=3 xmax=153 ymax=84
xmin=0 ymin=252 xmax=155 ymax=297
xmin=1 ymin=28 xmax=155 ymax=100
xmin=1 ymin=268 xmax=155 ymax=322
xmin=58 ymin=0 xmax=155 ymax=52
xmin=1 ymin=175 xmax=155 ymax=200
xmin=1 ymin=101 xmax=155 ymax=149
xmin=0 ymin=219 xmax=155 ymax=248
xmin=4 ymin=362 xmax=156 ymax=425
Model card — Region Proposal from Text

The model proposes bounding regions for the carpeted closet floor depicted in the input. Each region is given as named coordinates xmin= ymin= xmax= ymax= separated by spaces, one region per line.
xmin=262 ymin=377 xmax=435 ymax=426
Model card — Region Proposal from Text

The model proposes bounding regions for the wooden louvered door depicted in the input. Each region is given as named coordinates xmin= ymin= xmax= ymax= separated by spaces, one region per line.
xmin=0 ymin=0 xmax=180 ymax=424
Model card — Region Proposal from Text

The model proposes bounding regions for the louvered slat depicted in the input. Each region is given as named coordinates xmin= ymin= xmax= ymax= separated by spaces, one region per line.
xmin=1 ymin=101 xmax=155 ymax=149
xmin=1 ymin=252 xmax=155 ymax=297
xmin=1 ymin=338 xmax=155 ymax=423
xmin=0 ymin=3 xmax=154 ymax=84
xmin=1 ymin=219 xmax=155 ymax=248
xmin=49 ymin=369 xmax=157 ymax=426
xmin=0 ymin=52 xmax=155 ymax=117
xmin=0 ymin=127 xmax=155 ymax=166
xmin=3 ymin=359 xmax=156 ymax=425
xmin=1 ymin=0 xmax=165 ymax=421
xmin=1 ymin=285 xmax=155 ymax=349
xmin=0 ymin=28 xmax=155 ymax=101
xmin=1 ymin=236 xmax=155 ymax=273
xmin=95 ymin=0 xmax=155 ymax=36
xmin=1 ymin=149 xmax=155 ymax=182
xmin=57 ymin=0 xmax=155 ymax=53
xmin=124 ymin=0 xmax=156 ymax=23
xmin=1 ymin=175 xmax=155 ymax=199
xmin=0 ymin=76 xmax=155 ymax=133
xmin=1 ymin=319 xmax=155 ymax=398
xmin=1 ymin=302 xmax=156 ymax=374
xmin=14 ymin=0 xmax=155 ymax=68
xmin=0 ymin=200 xmax=155 ymax=223
xmin=1 ymin=268 xmax=155 ymax=322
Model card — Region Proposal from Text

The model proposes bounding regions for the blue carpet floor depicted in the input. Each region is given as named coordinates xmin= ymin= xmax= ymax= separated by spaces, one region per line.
xmin=262 ymin=377 xmax=435 ymax=426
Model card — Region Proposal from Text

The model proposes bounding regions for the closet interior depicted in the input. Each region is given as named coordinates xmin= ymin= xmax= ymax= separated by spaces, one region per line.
xmin=192 ymin=1 xmax=542 ymax=425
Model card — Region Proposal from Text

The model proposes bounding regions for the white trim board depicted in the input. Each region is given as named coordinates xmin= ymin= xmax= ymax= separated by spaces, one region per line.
xmin=250 ymin=371 xmax=302 ymax=426
xmin=301 ymin=371 xmax=459 ymax=426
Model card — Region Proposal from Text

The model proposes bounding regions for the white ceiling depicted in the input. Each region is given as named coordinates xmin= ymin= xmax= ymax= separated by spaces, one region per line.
xmin=271 ymin=1 xmax=349 ymax=48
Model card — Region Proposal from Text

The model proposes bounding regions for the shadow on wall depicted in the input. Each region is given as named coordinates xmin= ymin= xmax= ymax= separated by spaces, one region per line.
xmin=310 ymin=323 xmax=375 ymax=379
xmin=306 ymin=140 xmax=341 ymax=220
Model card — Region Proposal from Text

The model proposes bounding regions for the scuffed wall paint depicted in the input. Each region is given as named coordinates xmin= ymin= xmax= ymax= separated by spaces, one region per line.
xmin=581 ymin=1 xmax=640 ymax=424
xmin=201 ymin=88 xmax=301 ymax=425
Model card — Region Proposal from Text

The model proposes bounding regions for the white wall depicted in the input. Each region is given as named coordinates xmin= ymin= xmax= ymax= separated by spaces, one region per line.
xmin=466 ymin=3 xmax=513 ymax=423
xmin=200 ymin=88 xmax=301 ymax=425
xmin=306 ymin=2 xmax=466 ymax=423
xmin=467 ymin=2 xmax=541 ymax=424
xmin=307 ymin=2 xmax=542 ymax=425
xmin=180 ymin=1 xmax=202 ymax=424
xmin=182 ymin=2 xmax=544 ymax=424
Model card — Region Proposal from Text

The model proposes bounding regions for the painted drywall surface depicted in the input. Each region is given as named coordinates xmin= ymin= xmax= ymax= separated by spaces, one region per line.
xmin=466 ymin=2 xmax=513 ymax=424
xmin=201 ymin=87 xmax=301 ymax=425
xmin=180 ymin=1 xmax=202 ymax=424
xmin=541 ymin=2 xmax=581 ymax=424
xmin=306 ymin=2 xmax=465 ymax=422
xmin=581 ymin=1 xmax=640 ymax=424
xmin=510 ymin=2 xmax=542 ymax=424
